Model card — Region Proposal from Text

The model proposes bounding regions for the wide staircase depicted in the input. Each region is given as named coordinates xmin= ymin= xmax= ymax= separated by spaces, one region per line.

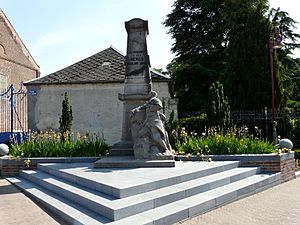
xmin=6 ymin=161 xmax=281 ymax=225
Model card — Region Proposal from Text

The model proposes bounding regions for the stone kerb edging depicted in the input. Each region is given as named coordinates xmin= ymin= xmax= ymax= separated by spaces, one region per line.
xmin=1 ymin=153 xmax=295 ymax=183
xmin=0 ymin=157 xmax=99 ymax=176
xmin=176 ymin=152 xmax=295 ymax=183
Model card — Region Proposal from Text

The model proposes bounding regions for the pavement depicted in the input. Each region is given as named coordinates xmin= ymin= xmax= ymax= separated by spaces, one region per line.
xmin=176 ymin=175 xmax=300 ymax=225
xmin=0 ymin=178 xmax=59 ymax=225
xmin=1 ymin=175 xmax=300 ymax=225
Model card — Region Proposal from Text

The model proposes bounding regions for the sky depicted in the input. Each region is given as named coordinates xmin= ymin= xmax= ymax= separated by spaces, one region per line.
xmin=0 ymin=0 xmax=300 ymax=76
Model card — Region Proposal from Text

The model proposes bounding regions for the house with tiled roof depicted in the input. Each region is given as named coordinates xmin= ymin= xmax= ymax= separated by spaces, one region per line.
xmin=25 ymin=47 xmax=177 ymax=144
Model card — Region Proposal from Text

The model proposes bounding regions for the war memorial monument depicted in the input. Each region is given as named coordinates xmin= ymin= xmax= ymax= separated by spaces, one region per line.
xmin=94 ymin=18 xmax=175 ymax=167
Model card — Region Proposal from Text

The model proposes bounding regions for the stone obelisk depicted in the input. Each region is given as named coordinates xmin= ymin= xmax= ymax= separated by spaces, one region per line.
xmin=109 ymin=18 xmax=152 ymax=156
xmin=94 ymin=18 xmax=175 ymax=167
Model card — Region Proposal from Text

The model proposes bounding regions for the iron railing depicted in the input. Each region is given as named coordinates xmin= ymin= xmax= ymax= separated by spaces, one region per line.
xmin=0 ymin=84 xmax=27 ymax=135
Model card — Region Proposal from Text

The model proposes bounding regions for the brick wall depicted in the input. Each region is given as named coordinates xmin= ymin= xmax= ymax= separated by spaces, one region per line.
xmin=0 ymin=158 xmax=28 ymax=176
xmin=0 ymin=157 xmax=98 ymax=176
xmin=0 ymin=11 xmax=39 ymax=89
xmin=176 ymin=152 xmax=296 ymax=183
xmin=213 ymin=152 xmax=296 ymax=183
xmin=0 ymin=163 xmax=37 ymax=176
xmin=279 ymin=157 xmax=296 ymax=182
xmin=241 ymin=157 xmax=295 ymax=182
xmin=0 ymin=10 xmax=40 ymax=132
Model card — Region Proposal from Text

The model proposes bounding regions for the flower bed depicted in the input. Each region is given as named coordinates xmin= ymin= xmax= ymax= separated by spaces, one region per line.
xmin=173 ymin=126 xmax=277 ymax=156
xmin=9 ymin=130 xmax=110 ymax=158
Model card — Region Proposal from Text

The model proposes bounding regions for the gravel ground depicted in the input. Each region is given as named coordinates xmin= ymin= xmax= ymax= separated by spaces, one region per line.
xmin=175 ymin=177 xmax=300 ymax=225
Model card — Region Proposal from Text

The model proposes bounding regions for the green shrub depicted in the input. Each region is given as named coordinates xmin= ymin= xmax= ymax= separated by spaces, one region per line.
xmin=9 ymin=131 xmax=110 ymax=158
xmin=290 ymin=118 xmax=300 ymax=141
xmin=178 ymin=113 xmax=208 ymax=135
xmin=208 ymin=82 xmax=232 ymax=130
xmin=165 ymin=110 xmax=178 ymax=148
xmin=287 ymin=100 xmax=300 ymax=113
xmin=294 ymin=149 xmax=300 ymax=160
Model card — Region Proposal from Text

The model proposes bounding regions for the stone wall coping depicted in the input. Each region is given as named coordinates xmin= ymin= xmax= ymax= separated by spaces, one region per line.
xmin=1 ymin=152 xmax=294 ymax=166
xmin=176 ymin=152 xmax=294 ymax=162
xmin=0 ymin=157 xmax=99 ymax=167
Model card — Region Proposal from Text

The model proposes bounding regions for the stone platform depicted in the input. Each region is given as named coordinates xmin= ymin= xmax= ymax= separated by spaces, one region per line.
xmin=94 ymin=156 xmax=175 ymax=168
xmin=6 ymin=161 xmax=281 ymax=225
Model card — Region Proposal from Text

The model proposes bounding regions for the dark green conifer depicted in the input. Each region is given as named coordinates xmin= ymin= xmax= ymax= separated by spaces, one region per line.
xmin=59 ymin=92 xmax=73 ymax=141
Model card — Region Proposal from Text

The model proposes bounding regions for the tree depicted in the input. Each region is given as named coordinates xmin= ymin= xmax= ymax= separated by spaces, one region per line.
xmin=283 ymin=56 xmax=300 ymax=112
xmin=167 ymin=59 xmax=218 ymax=114
xmin=222 ymin=0 xmax=272 ymax=109
xmin=59 ymin=92 xmax=73 ymax=141
xmin=164 ymin=0 xmax=300 ymax=114
xmin=164 ymin=0 xmax=226 ymax=113
xmin=268 ymin=8 xmax=300 ymax=110
xmin=164 ymin=0 xmax=226 ymax=62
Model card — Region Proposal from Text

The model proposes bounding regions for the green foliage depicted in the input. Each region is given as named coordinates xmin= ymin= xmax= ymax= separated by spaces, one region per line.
xmin=208 ymin=82 xmax=232 ymax=130
xmin=269 ymin=8 xmax=300 ymax=110
xmin=167 ymin=60 xmax=219 ymax=113
xmin=290 ymin=118 xmax=300 ymax=141
xmin=165 ymin=0 xmax=226 ymax=113
xmin=268 ymin=8 xmax=300 ymax=52
xmin=282 ymin=58 xmax=300 ymax=107
xmin=223 ymin=0 xmax=272 ymax=109
xmin=164 ymin=0 xmax=225 ymax=61
xmin=165 ymin=110 xmax=178 ymax=148
xmin=294 ymin=149 xmax=300 ymax=160
xmin=287 ymin=100 xmax=300 ymax=113
xmin=9 ymin=131 xmax=110 ymax=157
xmin=59 ymin=92 xmax=73 ymax=140
xmin=177 ymin=114 xmax=208 ymax=135
xmin=165 ymin=0 xmax=300 ymax=114
xmin=174 ymin=126 xmax=276 ymax=155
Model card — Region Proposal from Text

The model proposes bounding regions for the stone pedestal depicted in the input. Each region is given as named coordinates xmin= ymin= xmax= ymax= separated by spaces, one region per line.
xmin=110 ymin=18 xmax=152 ymax=156
xmin=95 ymin=18 xmax=174 ymax=168
xmin=93 ymin=156 xmax=175 ymax=168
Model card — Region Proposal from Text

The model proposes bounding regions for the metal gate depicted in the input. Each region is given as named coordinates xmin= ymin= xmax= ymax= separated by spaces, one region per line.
xmin=0 ymin=84 xmax=27 ymax=136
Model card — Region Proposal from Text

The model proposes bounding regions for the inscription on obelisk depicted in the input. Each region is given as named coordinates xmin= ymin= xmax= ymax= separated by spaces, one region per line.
xmin=124 ymin=18 xmax=151 ymax=96
xmin=110 ymin=18 xmax=152 ymax=156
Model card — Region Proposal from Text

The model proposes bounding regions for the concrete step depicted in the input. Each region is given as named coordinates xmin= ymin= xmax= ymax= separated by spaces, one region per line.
xmin=109 ymin=173 xmax=281 ymax=225
xmin=36 ymin=161 xmax=240 ymax=198
xmin=19 ymin=170 xmax=116 ymax=220
xmin=6 ymin=176 xmax=111 ymax=225
xmin=19 ymin=166 xmax=259 ymax=221
xmin=6 ymin=161 xmax=281 ymax=225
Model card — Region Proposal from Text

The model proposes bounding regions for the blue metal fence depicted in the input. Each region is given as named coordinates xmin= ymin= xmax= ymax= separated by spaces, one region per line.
xmin=0 ymin=84 xmax=27 ymax=143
